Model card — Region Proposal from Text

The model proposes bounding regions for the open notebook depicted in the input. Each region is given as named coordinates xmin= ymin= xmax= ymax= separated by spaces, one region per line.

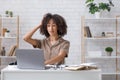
xmin=16 ymin=49 xmax=45 ymax=70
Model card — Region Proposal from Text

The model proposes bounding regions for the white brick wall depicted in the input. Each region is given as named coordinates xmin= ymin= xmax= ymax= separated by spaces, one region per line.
xmin=0 ymin=0 xmax=84 ymax=65
xmin=0 ymin=0 xmax=120 ymax=65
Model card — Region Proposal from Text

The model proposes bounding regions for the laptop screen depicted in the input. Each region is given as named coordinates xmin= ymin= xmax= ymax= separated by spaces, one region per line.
xmin=16 ymin=49 xmax=45 ymax=70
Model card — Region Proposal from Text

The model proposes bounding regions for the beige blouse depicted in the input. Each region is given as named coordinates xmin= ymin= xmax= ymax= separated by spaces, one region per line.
xmin=33 ymin=37 xmax=70 ymax=64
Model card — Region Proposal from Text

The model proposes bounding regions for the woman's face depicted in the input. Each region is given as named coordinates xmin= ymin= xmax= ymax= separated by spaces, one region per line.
xmin=47 ymin=19 xmax=58 ymax=36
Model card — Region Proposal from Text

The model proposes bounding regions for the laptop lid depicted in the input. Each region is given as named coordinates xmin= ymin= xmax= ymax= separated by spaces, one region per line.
xmin=16 ymin=49 xmax=45 ymax=70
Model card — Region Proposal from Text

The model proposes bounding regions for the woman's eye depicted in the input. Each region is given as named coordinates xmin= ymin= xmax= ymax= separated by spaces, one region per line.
xmin=52 ymin=24 xmax=56 ymax=27
xmin=47 ymin=25 xmax=50 ymax=27
xmin=47 ymin=24 xmax=56 ymax=27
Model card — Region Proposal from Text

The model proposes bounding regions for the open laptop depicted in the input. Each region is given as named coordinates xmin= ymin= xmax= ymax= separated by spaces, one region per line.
xmin=16 ymin=49 xmax=45 ymax=70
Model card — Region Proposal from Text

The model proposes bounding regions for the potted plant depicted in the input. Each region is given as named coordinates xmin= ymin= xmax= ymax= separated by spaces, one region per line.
xmin=9 ymin=11 xmax=13 ymax=17
xmin=85 ymin=0 xmax=114 ymax=18
xmin=5 ymin=30 xmax=10 ymax=37
xmin=5 ymin=10 xmax=9 ymax=17
xmin=105 ymin=47 xmax=113 ymax=56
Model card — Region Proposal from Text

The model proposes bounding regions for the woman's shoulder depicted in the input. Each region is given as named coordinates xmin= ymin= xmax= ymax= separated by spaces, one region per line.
xmin=60 ymin=37 xmax=70 ymax=44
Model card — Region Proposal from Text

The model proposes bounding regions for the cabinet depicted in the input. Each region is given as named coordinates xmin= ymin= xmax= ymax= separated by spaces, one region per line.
xmin=81 ymin=16 xmax=120 ymax=80
xmin=0 ymin=16 xmax=19 ymax=70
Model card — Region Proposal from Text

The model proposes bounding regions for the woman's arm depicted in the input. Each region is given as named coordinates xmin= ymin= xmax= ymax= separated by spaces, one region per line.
xmin=44 ymin=51 xmax=66 ymax=65
xmin=23 ymin=26 xmax=40 ymax=46
xmin=45 ymin=41 xmax=70 ymax=65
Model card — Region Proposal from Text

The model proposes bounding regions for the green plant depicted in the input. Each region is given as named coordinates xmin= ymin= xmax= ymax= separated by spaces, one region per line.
xmin=6 ymin=30 xmax=10 ymax=33
xmin=5 ymin=11 xmax=9 ymax=14
xmin=9 ymin=11 xmax=13 ymax=17
xmin=85 ymin=0 xmax=114 ymax=14
xmin=105 ymin=47 xmax=113 ymax=52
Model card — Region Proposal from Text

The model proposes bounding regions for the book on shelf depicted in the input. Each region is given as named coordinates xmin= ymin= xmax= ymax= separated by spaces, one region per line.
xmin=8 ymin=45 xmax=17 ymax=56
xmin=12 ymin=47 xmax=17 ymax=56
xmin=84 ymin=26 xmax=92 ymax=37
xmin=84 ymin=27 xmax=87 ymax=37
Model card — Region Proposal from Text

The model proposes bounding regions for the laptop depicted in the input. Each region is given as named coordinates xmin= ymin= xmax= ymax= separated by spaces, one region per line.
xmin=16 ymin=49 xmax=45 ymax=70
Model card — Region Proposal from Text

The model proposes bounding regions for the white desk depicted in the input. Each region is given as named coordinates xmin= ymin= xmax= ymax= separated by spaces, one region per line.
xmin=1 ymin=65 xmax=101 ymax=80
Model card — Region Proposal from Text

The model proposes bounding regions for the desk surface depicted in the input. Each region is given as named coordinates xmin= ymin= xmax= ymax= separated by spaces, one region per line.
xmin=1 ymin=65 xmax=102 ymax=80
xmin=2 ymin=65 xmax=101 ymax=72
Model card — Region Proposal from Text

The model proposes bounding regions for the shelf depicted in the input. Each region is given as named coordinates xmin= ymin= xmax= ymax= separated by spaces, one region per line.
xmin=84 ymin=18 xmax=117 ymax=24
xmin=86 ymin=56 xmax=120 ymax=59
xmin=0 ymin=16 xmax=19 ymax=71
xmin=85 ymin=37 xmax=117 ymax=40
xmin=102 ymin=73 xmax=120 ymax=75
xmin=85 ymin=18 xmax=117 ymax=20
xmin=0 ymin=56 xmax=16 ymax=58
xmin=0 ymin=16 xmax=18 ymax=19
xmin=81 ymin=16 xmax=120 ymax=80
xmin=0 ymin=36 xmax=17 ymax=39
xmin=85 ymin=37 xmax=120 ymax=40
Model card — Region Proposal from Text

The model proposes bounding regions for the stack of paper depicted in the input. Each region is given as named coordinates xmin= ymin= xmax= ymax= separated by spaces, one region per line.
xmin=65 ymin=63 xmax=98 ymax=71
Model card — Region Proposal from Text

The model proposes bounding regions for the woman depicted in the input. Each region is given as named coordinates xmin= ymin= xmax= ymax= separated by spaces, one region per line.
xmin=23 ymin=13 xmax=70 ymax=65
